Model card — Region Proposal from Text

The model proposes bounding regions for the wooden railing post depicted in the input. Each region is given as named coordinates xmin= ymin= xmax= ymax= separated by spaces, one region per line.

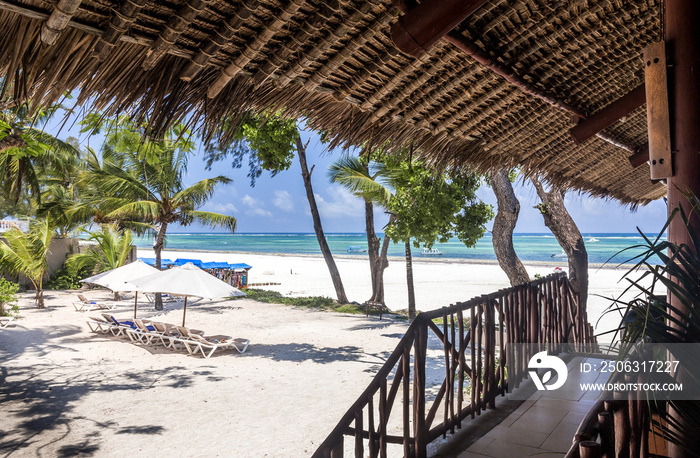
xmin=413 ymin=322 xmax=427 ymax=458
xmin=598 ymin=411 xmax=614 ymax=458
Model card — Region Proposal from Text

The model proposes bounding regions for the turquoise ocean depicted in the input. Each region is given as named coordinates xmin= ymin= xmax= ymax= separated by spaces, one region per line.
xmin=134 ymin=233 xmax=664 ymax=266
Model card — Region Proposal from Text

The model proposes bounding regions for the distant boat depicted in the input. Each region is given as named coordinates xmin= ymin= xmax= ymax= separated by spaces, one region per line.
xmin=587 ymin=237 xmax=599 ymax=242
xmin=551 ymin=251 xmax=567 ymax=258
xmin=421 ymin=248 xmax=443 ymax=256
xmin=347 ymin=246 xmax=367 ymax=253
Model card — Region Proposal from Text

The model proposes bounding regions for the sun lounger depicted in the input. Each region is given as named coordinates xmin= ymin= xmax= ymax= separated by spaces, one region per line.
xmin=0 ymin=316 xmax=14 ymax=329
xmin=180 ymin=330 xmax=249 ymax=358
xmin=74 ymin=294 xmax=117 ymax=312
xmin=129 ymin=319 xmax=159 ymax=344
xmin=151 ymin=322 xmax=183 ymax=349
xmin=85 ymin=316 xmax=115 ymax=334
xmin=102 ymin=314 xmax=137 ymax=337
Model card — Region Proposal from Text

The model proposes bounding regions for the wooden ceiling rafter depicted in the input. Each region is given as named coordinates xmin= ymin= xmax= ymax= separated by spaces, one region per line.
xmin=333 ymin=46 xmax=399 ymax=101
xmin=141 ymin=0 xmax=210 ymax=71
xmin=274 ymin=1 xmax=374 ymax=89
xmin=383 ymin=52 xmax=469 ymax=123
xmin=252 ymin=1 xmax=342 ymax=86
xmin=394 ymin=57 xmax=481 ymax=126
xmin=93 ymin=0 xmax=147 ymax=61
xmin=421 ymin=72 xmax=505 ymax=134
xmin=207 ymin=0 xmax=306 ymax=99
xmin=179 ymin=0 xmax=262 ymax=82
xmin=303 ymin=9 xmax=395 ymax=91
xmin=40 ymin=0 xmax=83 ymax=45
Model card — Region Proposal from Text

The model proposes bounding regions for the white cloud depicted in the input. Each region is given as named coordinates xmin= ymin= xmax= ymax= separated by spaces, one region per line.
xmin=241 ymin=194 xmax=273 ymax=218
xmin=314 ymin=187 xmax=365 ymax=219
xmin=272 ymin=190 xmax=294 ymax=212
xmin=247 ymin=208 xmax=273 ymax=218
xmin=201 ymin=202 xmax=237 ymax=215
xmin=242 ymin=195 xmax=263 ymax=208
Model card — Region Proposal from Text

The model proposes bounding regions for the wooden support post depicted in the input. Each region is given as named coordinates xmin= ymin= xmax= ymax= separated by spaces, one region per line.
xmin=598 ymin=411 xmax=614 ymax=458
xmin=643 ymin=42 xmax=673 ymax=179
xmin=612 ymin=397 xmax=630 ymax=458
xmin=665 ymin=3 xmax=700 ymax=455
xmin=579 ymin=441 xmax=602 ymax=458
xmin=402 ymin=345 xmax=411 ymax=457
xmin=413 ymin=324 xmax=428 ymax=458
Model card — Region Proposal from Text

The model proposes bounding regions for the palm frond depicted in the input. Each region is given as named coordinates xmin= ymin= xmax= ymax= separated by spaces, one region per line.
xmin=182 ymin=210 xmax=237 ymax=233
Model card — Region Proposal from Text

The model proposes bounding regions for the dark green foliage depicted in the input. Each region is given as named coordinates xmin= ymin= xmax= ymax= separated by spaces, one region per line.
xmin=0 ymin=277 xmax=19 ymax=316
xmin=45 ymin=264 xmax=93 ymax=290
xmin=604 ymin=192 xmax=700 ymax=453
xmin=386 ymin=164 xmax=493 ymax=249
xmin=234 ymin=288 xmax=376 ymax=314
xmin=203 ymin=112 xmax=298 ymax=186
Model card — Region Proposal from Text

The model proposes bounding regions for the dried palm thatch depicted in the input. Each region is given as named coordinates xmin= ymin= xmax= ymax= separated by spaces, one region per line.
xmin=0 ymin=0 xmax=665 ymax=204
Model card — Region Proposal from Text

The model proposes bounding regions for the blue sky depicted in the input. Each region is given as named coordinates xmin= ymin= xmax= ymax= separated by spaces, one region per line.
xmin=48 ymin=118 xmax=668 ymax=235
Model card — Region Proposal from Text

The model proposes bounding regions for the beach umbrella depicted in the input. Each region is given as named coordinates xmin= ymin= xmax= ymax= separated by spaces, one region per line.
xmin=80 ymin=260 xmax=160 ymax=319
xmin=129 ymin=262 xmax=246 ymax=326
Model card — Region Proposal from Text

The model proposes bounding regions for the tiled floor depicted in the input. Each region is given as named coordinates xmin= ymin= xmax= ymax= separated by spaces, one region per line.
xmin=456 ymin=357 xmax=607 ymax=458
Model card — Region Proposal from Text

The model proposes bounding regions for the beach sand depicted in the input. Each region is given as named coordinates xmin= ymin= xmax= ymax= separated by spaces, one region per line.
xmin=0 ymin=251 xmax=653 ymax=457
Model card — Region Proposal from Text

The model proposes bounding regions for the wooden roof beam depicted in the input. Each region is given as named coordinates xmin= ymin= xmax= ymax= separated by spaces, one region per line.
xmin=180 ymin=0 xmax=262 ymax=82
xmin=93 ymin=0 xmax=147 ymax=61
xmin=142 ymin=0 xmax=210 ymax=71
xmin=390 ymin=0 xmax=489 ymax=57
xmin=207 ymin=0 xmax=306 ymax=99
xmin=40 ymin=0 xmax=83 ymax=45
xmin=628 ymin=146 xmax=649 ymax=168
xmin=570 ymin=85 xmax=646 ymax=144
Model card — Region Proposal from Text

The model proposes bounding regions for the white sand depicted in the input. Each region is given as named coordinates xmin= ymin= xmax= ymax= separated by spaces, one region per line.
xmin=0 ymin=251 xmax=653 ymax=457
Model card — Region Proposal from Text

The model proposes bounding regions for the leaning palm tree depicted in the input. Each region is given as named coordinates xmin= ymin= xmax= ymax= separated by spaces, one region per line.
xmin=67 ymin=225 xmax=134 ymax=300
xmin=329 ymin=155 xmax=394 ymax=305
xmin=0 ymin=217 xmax=54 ymax=308
xmin=78 ymin=122 xmax=236 ymax=310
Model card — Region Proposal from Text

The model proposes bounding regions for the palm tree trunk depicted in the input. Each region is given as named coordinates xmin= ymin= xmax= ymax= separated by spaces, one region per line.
xmin=295 ymin=134 xmax=348 ymax=304
xmin=36 ymin=289 xmax=44 ymax=309
xmin=370 ymin=216 xmax=394 ymax=303
xmin=531 ymin=177 xmax=588 ymax=309
xmin=405 ymin=241 xmax=416 ymax=319
xmin=490 ymin=170 xmax=530 ymax=286
xmin=365 ymin=198 xmax=381 ymax=301
xmin=153 ymin=222 xmax=168 ymax=310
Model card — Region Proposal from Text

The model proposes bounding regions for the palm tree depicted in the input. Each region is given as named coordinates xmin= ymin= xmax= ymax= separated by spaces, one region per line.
xmin=79 ymin=122 xmax=236 ymax=310
xmin=0 ymin=217 xmax=54 ymax=308
xmin=329 ymin=155 xmax=394 ymax=305
xmin=0 ymin=103 xmax=78 ymax=206
xmin=67 ymin=225 xmax=134 ymax=300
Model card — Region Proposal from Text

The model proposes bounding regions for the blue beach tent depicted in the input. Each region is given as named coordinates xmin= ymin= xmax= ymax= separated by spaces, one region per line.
xmin=138 ymin=257 xmax=174 ymax=267
xmin=201 ymin=261 xmax=231 ymax=269
xmin=228 ymin=263 xmax=252 ymax=270
xmin=173 ymin=258 xmax=204 ymax=267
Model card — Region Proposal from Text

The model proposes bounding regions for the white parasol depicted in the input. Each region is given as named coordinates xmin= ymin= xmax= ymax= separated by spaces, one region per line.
xmin=128 ymin=262 xmax=246 ymax=326
xmin=80 ymin=260 xmax=160 ymax=318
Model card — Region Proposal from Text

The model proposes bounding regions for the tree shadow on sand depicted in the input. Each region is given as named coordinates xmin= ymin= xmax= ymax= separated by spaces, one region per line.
xmin=251 ymin=342 xmax=395 ymax=367
xmin=0 ymin=360 xmax=214 ymax=456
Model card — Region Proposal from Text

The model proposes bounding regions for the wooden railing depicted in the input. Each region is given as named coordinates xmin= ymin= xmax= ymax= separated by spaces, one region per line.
xmin=313 ymin=272 xmax=595 ymax=458
xmin=564 ymin=383 xmax=655 ymax=457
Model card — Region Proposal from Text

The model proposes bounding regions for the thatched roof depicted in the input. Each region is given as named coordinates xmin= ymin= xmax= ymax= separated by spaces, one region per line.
xmin=0 ymin=0 xmax=665 ymax=204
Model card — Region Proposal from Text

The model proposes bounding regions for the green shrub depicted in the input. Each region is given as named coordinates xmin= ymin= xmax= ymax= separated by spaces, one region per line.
xmin=0 ymin=278 xmax=19 ymax=316
xmin=236 ymin=288 xmax=372 ymax=314
xmin=45 ymin=265 xmax=93 ymax=290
